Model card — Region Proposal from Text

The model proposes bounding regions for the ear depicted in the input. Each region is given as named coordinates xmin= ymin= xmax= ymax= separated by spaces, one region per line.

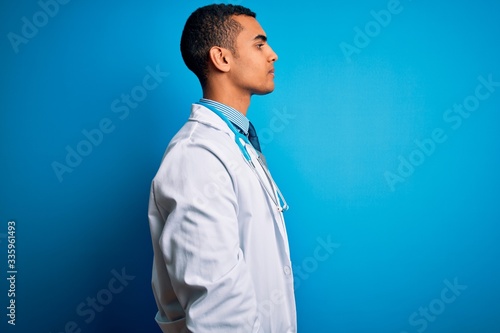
xmin=208 ymin=46 xmax=231 ymax=73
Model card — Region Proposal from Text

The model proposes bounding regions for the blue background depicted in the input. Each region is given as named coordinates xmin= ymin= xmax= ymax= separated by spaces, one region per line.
xmin=1 ymin=0 xmax=500 ymax=332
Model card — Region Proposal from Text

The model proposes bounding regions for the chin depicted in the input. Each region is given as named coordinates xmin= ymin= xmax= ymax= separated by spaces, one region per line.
xmin=253 ymin=86 xmax=275 ymax=96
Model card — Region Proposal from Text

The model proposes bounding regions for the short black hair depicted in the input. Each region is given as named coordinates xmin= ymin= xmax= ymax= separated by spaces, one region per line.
xmin=180 ymin=4 xmax=256 ymax=86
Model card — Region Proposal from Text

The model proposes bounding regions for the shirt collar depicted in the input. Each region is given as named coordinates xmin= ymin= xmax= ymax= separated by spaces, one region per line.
xmin=199 ymin=98 xmax=250 ymax=135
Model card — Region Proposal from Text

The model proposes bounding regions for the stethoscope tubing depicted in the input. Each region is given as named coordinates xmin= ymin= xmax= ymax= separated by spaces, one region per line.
xmin=196 ymin=102 xmax=289 ymax=212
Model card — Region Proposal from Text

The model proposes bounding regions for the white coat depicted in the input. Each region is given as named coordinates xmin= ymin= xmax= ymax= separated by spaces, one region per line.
xmin=148 ymin=104 xmax=297 ymax=333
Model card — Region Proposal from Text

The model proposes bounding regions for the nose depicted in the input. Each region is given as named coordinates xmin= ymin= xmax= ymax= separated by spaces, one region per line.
xmin=269 ymin=45 xmax=278 ymax=62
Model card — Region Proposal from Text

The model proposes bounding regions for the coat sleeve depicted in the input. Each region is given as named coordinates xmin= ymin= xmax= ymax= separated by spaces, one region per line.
xmin=151 ymin=140 xmax=261 ymax=333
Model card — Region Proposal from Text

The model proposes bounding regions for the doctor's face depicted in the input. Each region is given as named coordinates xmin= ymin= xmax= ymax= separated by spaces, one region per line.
xmin=229 ymin=15 xmax=278 ymax=95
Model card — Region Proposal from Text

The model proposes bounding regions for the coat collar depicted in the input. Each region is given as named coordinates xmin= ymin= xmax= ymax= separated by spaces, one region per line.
xmin=189 ymin=103 xmax=236 ymax=140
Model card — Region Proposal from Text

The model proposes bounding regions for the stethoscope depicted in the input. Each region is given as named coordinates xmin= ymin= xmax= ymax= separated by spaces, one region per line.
xmin=196 ymin=102 xmax=289 ymax=212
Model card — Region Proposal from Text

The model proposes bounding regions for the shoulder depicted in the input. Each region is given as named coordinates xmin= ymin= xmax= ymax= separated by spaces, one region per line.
xmin=153 ymin=105 xmax=243 ymax=183
xmin=169 ymin=104 xmax=236 ymax=153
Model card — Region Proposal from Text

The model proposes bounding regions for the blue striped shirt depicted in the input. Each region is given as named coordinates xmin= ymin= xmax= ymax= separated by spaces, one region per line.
xmin=199 ymin=98 xmax=249 ymax=135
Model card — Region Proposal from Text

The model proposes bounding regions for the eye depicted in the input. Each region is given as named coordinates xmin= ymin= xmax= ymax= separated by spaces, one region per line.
xmin=256 ymin=43 xmax=265 ymax=49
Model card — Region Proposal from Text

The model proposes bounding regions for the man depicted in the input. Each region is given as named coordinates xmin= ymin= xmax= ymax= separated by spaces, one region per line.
xmin=148 ymin=4 xmax=296 ymax=332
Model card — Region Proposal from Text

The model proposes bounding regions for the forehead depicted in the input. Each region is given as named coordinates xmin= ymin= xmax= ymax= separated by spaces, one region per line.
xmin=232 ymin=15 xmax=266 ymax=41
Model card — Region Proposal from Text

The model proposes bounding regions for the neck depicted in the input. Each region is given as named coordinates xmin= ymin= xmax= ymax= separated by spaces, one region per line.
xmin=203 ymin=82 xmax=251 ymax=116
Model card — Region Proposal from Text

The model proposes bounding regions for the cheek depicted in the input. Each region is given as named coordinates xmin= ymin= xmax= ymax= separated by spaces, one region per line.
xmin=240 ymin=54 xmax=261 ymax=71
xmin=232 ymin=55 xmax=265 ymax=83
xmin=239 ymin=60 xmax=261 ymax=80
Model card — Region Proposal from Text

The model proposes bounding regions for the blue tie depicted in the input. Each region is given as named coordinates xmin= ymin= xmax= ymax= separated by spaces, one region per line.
xmin=247 ymin=122 xmax=262 ymax=153
xmin=231 ymin=120 xmax=268 ymax=167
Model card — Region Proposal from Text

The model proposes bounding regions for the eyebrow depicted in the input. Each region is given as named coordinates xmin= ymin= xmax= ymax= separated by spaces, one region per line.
xmin=253 ymin=34 xmax=267 ymax=42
